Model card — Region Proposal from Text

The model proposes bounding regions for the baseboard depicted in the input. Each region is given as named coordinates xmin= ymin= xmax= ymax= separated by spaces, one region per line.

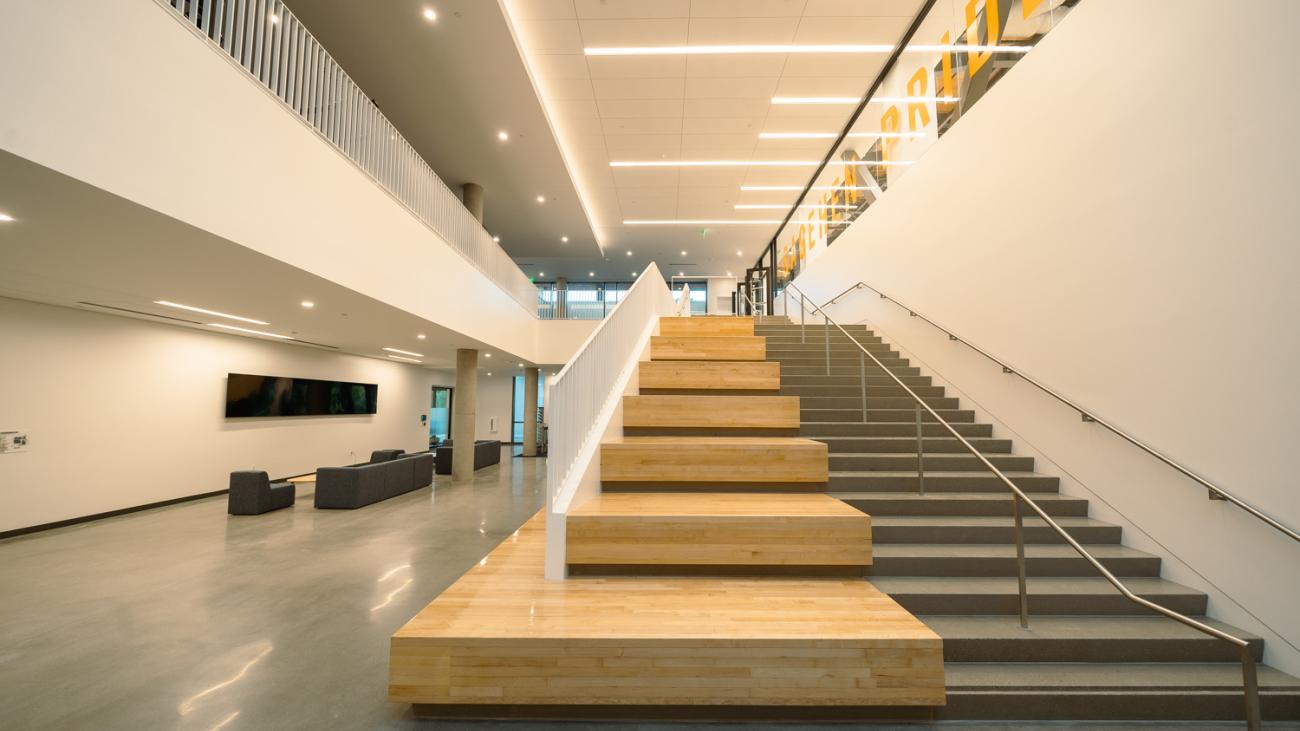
xmin=0 ymin=487 xmax=231 ymax=541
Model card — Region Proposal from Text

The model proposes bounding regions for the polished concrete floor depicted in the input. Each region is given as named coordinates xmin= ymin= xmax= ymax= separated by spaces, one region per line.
xmin=3 ymin=451 xmax=1296 ymax=731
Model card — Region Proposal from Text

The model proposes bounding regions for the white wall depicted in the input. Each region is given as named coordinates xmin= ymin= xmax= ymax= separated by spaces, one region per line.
xmin=0 ymin=299 xmax=440 ymax=533
xmin=791 ymin=0 xmax=1300 ymax=673
xmin=706 ymin=276 xmax=738 ymax=315
xmin=475 ymin=375 xmax=515 ymax=443
xmin=0 ymin=0 xmax=541 ymax=362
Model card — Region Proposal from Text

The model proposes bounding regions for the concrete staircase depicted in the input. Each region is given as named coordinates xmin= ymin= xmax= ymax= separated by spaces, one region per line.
xmin=756 ymin=320 xmax=1300 ymax=722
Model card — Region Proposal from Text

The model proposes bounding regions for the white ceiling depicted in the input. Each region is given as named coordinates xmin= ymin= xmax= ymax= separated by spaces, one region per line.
xmin=502 ymin=0 xmax=923 ymax=277
xmin=0 ymin=150 xmax=545 ymax=378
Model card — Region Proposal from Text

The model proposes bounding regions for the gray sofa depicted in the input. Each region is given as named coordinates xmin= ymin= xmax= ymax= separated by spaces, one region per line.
xmin=314 ymin=451 xmax=433 ymax=509
xmin=434 ymin=439 xmax=501 ymax=475
xmin=228 ymin=470 xmax=295 ymax=515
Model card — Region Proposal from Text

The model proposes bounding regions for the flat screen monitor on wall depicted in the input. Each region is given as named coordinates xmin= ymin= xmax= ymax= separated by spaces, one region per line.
xmin=225 ymin=373 xmax=378 ymax=417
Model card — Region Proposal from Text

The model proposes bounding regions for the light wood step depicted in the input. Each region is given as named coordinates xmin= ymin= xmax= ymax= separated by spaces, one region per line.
xmin=623 ymin=394 xmax=800 ymax=430
xmin=567 ymin=492 xmax=871 ymax=568
xmin=390 ymin=512 xmax=945 ymax=709
xmin=659 ymin=316 xmax=754 ymax=337
xmin=639 ymin=360 xmax=780 ymax=392
xmin=600 ymin=436 xmax=828 ymax=484
xmin=651 ymin=335 xmax=765 ymax=362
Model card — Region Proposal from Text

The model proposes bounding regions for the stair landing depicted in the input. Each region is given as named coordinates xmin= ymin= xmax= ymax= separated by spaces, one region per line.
xmin=390 ymin=513 xmax=943 ymax=710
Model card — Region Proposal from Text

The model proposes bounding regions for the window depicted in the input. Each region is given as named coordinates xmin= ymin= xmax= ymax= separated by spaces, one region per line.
xmin=429 ymin=386 xmax=452 ymax=446
xmin=511 ymin=374 xmax=546 ymax=444
xmin=671 ymin=280 xmax=708 ymax=315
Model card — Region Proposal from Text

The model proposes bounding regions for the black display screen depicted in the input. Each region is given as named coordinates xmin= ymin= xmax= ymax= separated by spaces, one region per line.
xmin=224 ymin=373 xmax=378 ymax=417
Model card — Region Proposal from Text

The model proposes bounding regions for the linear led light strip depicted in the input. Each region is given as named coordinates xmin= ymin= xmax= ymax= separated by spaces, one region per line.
xmin=209 ymin=323 xmax=292 ymax=339
xmin=383 ymin=347 xmax=425 ymax=358
xmin=387 ymin=355 xmax=423 ymax=364
xmin=624 ymin=220 xmax=784 ymax=225
xmin=155 ymin=300 xmax=268 ymax=325
xmin=760 ymin=132 xmax=924 ymax=139
xmin=772 ymin=96 xmax=959 ymax=105
xmin=736 ymin=204 xmax=857 ymax=210
xmin=611 ymin=160 xmax=913 ymax=167
xmin=742 ymin=185 xmax=877 ymax=191
xmin=584 ymin=44 xmax=1030 ymax=56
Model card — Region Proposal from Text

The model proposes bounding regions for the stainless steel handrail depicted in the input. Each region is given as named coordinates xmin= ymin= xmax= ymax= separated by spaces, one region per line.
xmin=817 ymin=281 xmax=1299 ymax=545
xmin=784 ymin=281 xmax=1263 ymax=731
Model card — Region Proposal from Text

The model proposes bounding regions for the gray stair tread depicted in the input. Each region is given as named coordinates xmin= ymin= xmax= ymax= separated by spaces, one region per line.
xmin=832 ymin=470 xmax=1049 ymax=478
xmin=872 ymin=576 xmax=1202 ymax=597
xmin=922 ymin=615 xmax=1262 ymax=643
xmin=873 ymin=515 xmax=1114 ymax=528
xmin=873 ymin=543 xmax=1158 ymax=560
xmin=834 ymin=491 xmax=1079 ymax=502
xmin=829 ymin=451 xmax=1015 ymax=456
xmin=945 ymin=662 xmax=1300 ymax=691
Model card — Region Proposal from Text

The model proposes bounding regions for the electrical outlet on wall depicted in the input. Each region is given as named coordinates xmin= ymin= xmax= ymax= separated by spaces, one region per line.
xmin=1 ymin=431 xmax=29 ymax=453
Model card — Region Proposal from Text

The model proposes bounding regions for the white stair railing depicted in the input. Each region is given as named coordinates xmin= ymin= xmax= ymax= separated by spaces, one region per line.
xmin=544 ymin=264 xmax=674 ymax=577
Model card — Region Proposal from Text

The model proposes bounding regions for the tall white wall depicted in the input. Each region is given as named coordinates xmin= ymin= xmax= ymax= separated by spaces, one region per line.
xmin=792 ymin=0 xmax=1300 ymax=673
xmin=0 ymin=299 xmax=441 ymax=533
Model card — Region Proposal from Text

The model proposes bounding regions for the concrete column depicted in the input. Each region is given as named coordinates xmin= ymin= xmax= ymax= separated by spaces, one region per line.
xmin=555 ymin=276 xmax=568 ymax=319
xmin=522 ymin=367 xmax=539 ymax=457
xmin=452 ymin=348 xmax=478 ymax=482
xmin=462 ymin=182 xmax=484 ymax=224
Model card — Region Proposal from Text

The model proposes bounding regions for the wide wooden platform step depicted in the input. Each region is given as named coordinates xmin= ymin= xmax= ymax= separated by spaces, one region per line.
xmin=601 ymin=436 xmax=828 ymax=485
xmin=390 ymin=513 xmax=943 ymax=713
xmin=652 ymin=335 xmax=765 ymax=361
xmin=623 ymin=394 xmax=800 ymax=431
xmin=639 ymin=360 xmax=780 ymax=393
xmin=659 ymin=316 xmax=754 ymax=337
xmin=568 ymin=492 xmax=871 ymax=572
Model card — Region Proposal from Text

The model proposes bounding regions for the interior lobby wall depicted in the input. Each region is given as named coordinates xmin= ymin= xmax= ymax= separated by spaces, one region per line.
xmin=475 ymin=375 xmax=515 ymax=443
xmin=0 ymin=298 xmax=438 ymax=533
xmin=789 ymin=0 xmax=1300 ymax=673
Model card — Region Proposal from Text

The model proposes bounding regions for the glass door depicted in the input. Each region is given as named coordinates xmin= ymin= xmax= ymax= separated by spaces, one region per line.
xmin=429 ymin=387 xmax=452 ymax=447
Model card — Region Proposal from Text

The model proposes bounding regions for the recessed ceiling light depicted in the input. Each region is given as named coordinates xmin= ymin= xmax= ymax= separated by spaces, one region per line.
xmin=422 ymin=7 xmax=437 ymax=21
xmin=681 ymin=250 xmax=687 ymax=256
xmin=388 ymin=354 xmax=423 ymax=364
xmin=736 ymin=250 xmax=743 ymax=256
xmin=518 ymin=362 xmax=524 ymax=367
xmin=484 ymin=353 xmax=492 ymax=358
xmin=588 ymin=272 xmax=595 ymax=277
xmin=487 ymin=372 xmax=493 ymax=376
xmin=625 ymin=251 xmax=632 ymax=256
xmin=383 ymin=347 xmax=425 ymax=357
xmin=561 ymin=235 xmax=569 ymax=242
xmin=626 ymin=220 xmax=784 ymax=225
xmin=632 ymin=271 xmax=637 ymax=276
xmin=209 ymin=323 xmax=291 ymax=339
xmin=678 ymin=272 xmax=684 ymax=277
xmin=300 ymin=300 xmax=315 ymax=308
xmin=497 ymin=130 xmax=509 ymax=141
xmin=726 ymin=271 xmax=733 ymax=276
xmin=417 ymin=334 xmax=426 ymax=340
xmin=492 ymin=235 xmax=500 ymax=242
xmin=538 ymin=271 xmax=545 ymax=276
xmin=0 ymin=213 xmax=15 ymax=222
xmin=155 ymin=300 xmax=268 ymax=325
xmin=536 ymin=195 xmax=545 ymax=203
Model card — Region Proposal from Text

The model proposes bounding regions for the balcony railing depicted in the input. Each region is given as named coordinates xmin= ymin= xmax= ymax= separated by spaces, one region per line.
xmin=158 ymin=0 xmax=538 ymax=313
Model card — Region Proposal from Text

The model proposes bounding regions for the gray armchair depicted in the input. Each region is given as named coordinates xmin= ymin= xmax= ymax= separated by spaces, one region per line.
xmin=227 ymin=470 xmax=295 ymax=515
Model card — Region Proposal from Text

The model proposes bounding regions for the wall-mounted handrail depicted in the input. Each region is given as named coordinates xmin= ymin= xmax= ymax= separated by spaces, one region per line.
xmin=818 ymin=281 xmax=1299 ymax=545
xmin=156 ymin=0 xmax=539 ymax=314
xmin=784 ymin=281 xmax=1263 ymax=731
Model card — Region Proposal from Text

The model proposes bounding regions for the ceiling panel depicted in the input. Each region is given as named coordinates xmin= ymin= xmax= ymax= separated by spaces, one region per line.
xmin=502 ymin=0 xmax=926 ymax=277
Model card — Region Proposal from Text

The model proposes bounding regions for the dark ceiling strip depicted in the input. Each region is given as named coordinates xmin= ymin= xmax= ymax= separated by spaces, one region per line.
xmin=767 ymin=0 xmax=940 ymax=258
xmin=78 ymin=301 xmax=203 ymax=325
xmin=288 ymin=338 xmax=340 ymax=350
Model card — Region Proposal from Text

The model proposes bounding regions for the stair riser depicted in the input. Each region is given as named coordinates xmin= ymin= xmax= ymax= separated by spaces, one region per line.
xmin=800 ymin=396 xmax=960 ymax=410
xmin=819 ymin=438 xmax=1012 ymax=454
xmin=804 ymin=409 xmax=974 ymax=423
xmin=829 ymin=474 xmax=1060 ymax=492
xmin=841 ymin=497 xmax=1089 ymax=517
xmin=782 ymin=385 xmax=947 ymax=397
xmin=893 ymin=593 xmax=1209 ymax=616
xmin=767 ymin=344 xmax=894 ymax=355
xmin=831 ymin=455 xmax=1035 ymax=471
xmin=772 ymin=356 xmax=908 ymax=367
xmin=940 ymin=637 xmax=1264 ymax=663
xmin=874 ymin=524 xmax=1121 ymax=544
xmin=782 ymin=375 xmax=932 ymax=387
xmin=803 ymin=423 xmax=993 ymax=438
xmin=784 ymin=366 xmax=921 ymax=376
xmin=869 ymin=555 xmax=1162 ymax=577
xmin=937 ymin=692 xmax=1299 ymax=722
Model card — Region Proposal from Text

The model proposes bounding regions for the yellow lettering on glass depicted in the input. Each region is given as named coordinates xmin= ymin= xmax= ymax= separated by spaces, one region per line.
xmin=880 ymin=106 xmax=901 ymax=161
xmin=1022 ymin=0 xmax=1044 ymax=19
xmin=907 ymin=66 xmax=931 ymax=131
xmin=939 ymin=31 xmax=957 ymax=99
xmin=965 ymin=0 xmax=1001 ymax=77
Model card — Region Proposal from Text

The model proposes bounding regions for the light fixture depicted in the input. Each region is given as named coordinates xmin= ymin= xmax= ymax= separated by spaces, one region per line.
xmin=678 ymin=272 xmax=684 ymax=277
xmin=632 ymin=271 xmax=638 ymax=276
xmin=588 ymin=272 xmax=595 ymax=277
xmin=612 ymin=160 xmax=815 ymax=167
xmin=771 ymin=97 xmax=860 ymax=105
xmin=209 ymin=323 xmax=291 ymax=339
xmin=0 ymin=213 xmax=14 ymax=222
xmin=736 ymin=250 xmax=743 ymax=256
xmin=872 ymin=96 xmax=960 ymax=104
xmin=387 ymin=354 xmax=422 ymax=364
xmin=681 ymin=250 xmax=687 ymax=256
xmin=487 ymin=372 xmax=493 ymax=376
xmin=536 ymin=195 xmax=545 ymax=203
xmin=726 ymin=271 xmax=733 ymax=276
xmin=417 ymin=334 xmax=426 ymax=340
xmin=736 ymin=203 xmax=857 ymax=210
xmin=492 ymin=235 xmax=500 ymax=242
xmin=484 ymin=353 xmax=492 ymax=358
xmin=538 ymin=271 xmax=545 ymax=276
xmin=383 ymin=347 xmax=425 ymax=357
xmin=584 ymin=44 xmax=1029 ymax=56
xmin=155 ymin=300 xmax=268 ymax=325
xmin=561 ymin=235 xmax=569 ymax=242
xmin=742 ymin=185 xmax=876 ymax=191
xmin=626 ymin=220 xmax=784 ymax=225
xmin=422 ymin=7 xmax=437 ymax=21
xmin=518 ymin=362 xmax=524 ymax=367
xmin=759 ymin=131 xmax=925 ymax=139
xmin=300 ymin=300 xmax=314 ymax=308
xmin=497 ymin=130 xmax=509 ymax=141
xmin=625 ymin=251 xmax=632 ymax=256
